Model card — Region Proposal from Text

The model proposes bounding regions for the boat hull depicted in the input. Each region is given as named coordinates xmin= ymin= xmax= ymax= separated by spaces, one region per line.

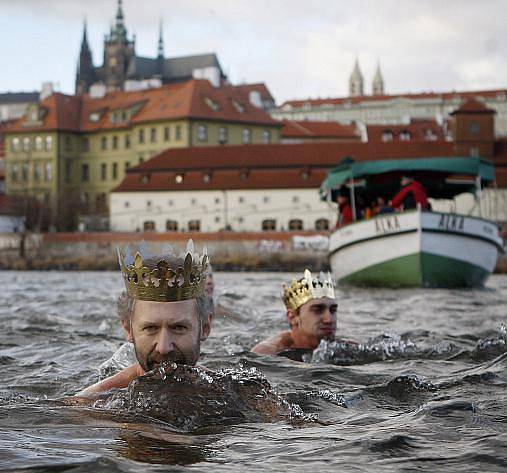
xmin=329 ymin=210 xmax=502 ymax=288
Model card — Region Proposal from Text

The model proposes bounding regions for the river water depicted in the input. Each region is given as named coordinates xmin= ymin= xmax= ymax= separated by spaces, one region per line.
xmin=0 ymin=271 xmax=506 ymax=472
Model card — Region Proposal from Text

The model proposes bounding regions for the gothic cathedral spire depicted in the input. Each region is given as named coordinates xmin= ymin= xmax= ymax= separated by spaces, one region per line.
xmin=75 ymin=19 xmax=95 ymax=94
xmin=349 ymin=58 xmax=364 ymax=97
xmin=372 ymin=62 xmax=385 ymax=96
xmin=157 ymin=19 xmax=164 ymax=58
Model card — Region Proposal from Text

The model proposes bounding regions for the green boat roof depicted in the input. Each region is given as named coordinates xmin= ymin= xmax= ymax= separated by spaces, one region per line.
xmin=321 ymin=156 xmax=495 ymax=200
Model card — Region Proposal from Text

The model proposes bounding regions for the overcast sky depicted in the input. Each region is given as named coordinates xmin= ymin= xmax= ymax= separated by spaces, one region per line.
xmin=1 ymin=0 xmax=506 ymax=104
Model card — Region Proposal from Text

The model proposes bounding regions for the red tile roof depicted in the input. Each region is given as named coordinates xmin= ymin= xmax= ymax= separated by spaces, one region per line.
xmin=450 ymin=98 xmax=496 ymax=114
xmin=6 ymin=80 xmax=279 ymax=133
xmin=282 ymin=120 xmax=360 ymax=139
xmin=280 ymin=89 xmax=507 ymax=109
xmin=114 ymin=141 xmax=455 ymax=192
xmin=366 ymin=119 xmax=446 ymax=142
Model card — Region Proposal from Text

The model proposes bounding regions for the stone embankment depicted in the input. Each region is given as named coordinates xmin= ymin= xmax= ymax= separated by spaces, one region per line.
xmin=0 ymin=231 xmax=330 ymax=272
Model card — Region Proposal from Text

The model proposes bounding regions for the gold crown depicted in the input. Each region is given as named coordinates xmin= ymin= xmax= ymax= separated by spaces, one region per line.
xmin=282 ymin=269 xmax=335 ymax=311
xmin=118 ymin=241 xmax=209 ymax=302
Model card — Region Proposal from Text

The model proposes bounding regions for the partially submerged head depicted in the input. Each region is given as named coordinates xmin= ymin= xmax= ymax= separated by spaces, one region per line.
xmin=117 ymin=242 xmax=213 ymax=371
xmin=282 ymin=269 xmax=337 ymax=346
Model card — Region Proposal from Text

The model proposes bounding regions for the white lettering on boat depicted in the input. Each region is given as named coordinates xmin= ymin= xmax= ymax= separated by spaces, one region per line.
xmin=438 ymin=214 xmax=464 ymax=232
xmin=375 ymin=216 xmax=401 ymax=234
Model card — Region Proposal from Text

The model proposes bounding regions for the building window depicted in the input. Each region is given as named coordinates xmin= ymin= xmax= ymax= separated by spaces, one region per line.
xmin=262 ymin=219 xmax=276 ymax=231
xmin=188 ymin=220 xmax=201 ymax=231
xmin=64 ymin=159 xmax=72 ymax=183
xmin=124 ymin=201 xmax=130 ymax=208
xmin=143 ymin=220 xmax=157 ymax=232
xmin=381 ymin=130 xmax=393 ymax=142
xmin=191 ymin=198 xmax=197 ymax=205
xmin=289 ymin=219 xmax=304 ymax=230
xmin=263 ymin=196 xmax=270 ymax=203
xmin=21 ymin=163 xmax=29 ymax=181
xmin=219 ymin=127 xmax=228 ymax=144
xmin=125 ymin=161 xmax=130 ymax=171
xmin=238 ymin=216 xmax=244 ymax=224
xmin=300 ymin=170 xmax=310 ymax=181
xmin=292 ymin=196 xmax=300 ymax=203
xmin=112 ymin=162 xmax=118 ymax=179
xmin=262 ymin=129 xmax=271 ymax=143
xmin=470 ymin=147 xmax=480 ymax=157
xmin=80 ymin=137 xmax=90 ymax=152
xmin=11 ymin=164 xmax=19 ymax=182
xmin=242 ymin=128 xmax=251 ymax=144
xmin=215 ymin=216 xmax=220 ymax=223
xmin=45 ymin=136 xmax=53 ymax=151
xmin=238 ymin=196 xmax=244 ymax=204
xmin=175 ymin=174 xmax=184 ymax=184
xmin=166 ymin=220 xmax=178 ymax=231
xmin=168 ymin=199 xmax=173 ymax=206
xmin=150 ymin=127 xmax=157 ymax=143
xmin=80 ymin=192 xmax=89 ymax=211
xmin=175 ymin=125 xmax=181 ymax=141
xmin=203 ymin=173 xmax=211 ymax=183
xmin=44 ymin=162 xmax=52 ymax=181
xmin=22 ymin=137 xmax=31 ymax=152
xmin=64 ymin=136 xmax=72 ymax=151
xmin=139 ymin=157 xmax=144 ymax=164
xmin=146 ymin=200 xmax=152 ymax=208
xmin=96 ymin=193 xmax=108 ymax=213
xmin=399 ymin=130 xmax=411 ymax=141
xmin=424 ymin=129 xmax=437 ymax=141
xmin=34 ymin=162 xmax=41 ymax=182
xmin=164 ymin=127 xmax=170 ymax=141
xmin=139 ymin=128 xmax=145 ymax=144
xmin=101 ymin=136 xmax=107 ymax=150
xmin=112 ymin=135 xmax=119 ymax=149
xmin=197 ymin=124 xmax=208 ymax=142
xmin=315 ymin=218 xmax=329 ymax=230
xmin=11 ymin=137 xmax=20 ymax=152
xmin=214 ymin=197 xmax=220 ymax=204
xmin=125 ymin=134 xmax=131 ymax=148
xmin=81 ymin=164 xmax=89 ymax=182
xmin=101 ymin=163 xmax=107 ymax=180
xmin=470 ymin=122 xmax=480 ymax=134
xmin=35 ymin=136 xmax=43 ymax=151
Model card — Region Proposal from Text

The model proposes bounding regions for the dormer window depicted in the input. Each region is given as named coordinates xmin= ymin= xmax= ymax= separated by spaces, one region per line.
xmin=381 ymin=130 xmax=393 ymax=142
xmin=141 ymin=175 xmax=150 ymax=185
xmin=204 ymin=97 xmax=219 ymax=111
xmin=424 ymin=129 xmax=437 ymax=141
xmin=232 ymin=100 xmax=245 ymax=113
xmin=89 ymin=112 xmax=102 ymax=122
xmin=203 ymin=173 xmax=212 ymax=183
xmin=399 ymin=130 xmax=411 ymax=141
xmin=175 ymin=174 xmax=184 ymax=184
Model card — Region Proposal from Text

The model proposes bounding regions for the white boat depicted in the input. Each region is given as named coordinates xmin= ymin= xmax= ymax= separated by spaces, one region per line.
xmin=322 ymin=157 xmax=503 ymax=287
xmin=329 ymin=209 xmax=502 ymax=287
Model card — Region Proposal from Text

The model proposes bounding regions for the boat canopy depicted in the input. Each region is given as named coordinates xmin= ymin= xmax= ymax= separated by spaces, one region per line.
xmin=321 ymin=156 xmax=495 ymax=200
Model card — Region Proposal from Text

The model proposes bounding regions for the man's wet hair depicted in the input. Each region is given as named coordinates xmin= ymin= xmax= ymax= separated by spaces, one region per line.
xmin=117 ymin=254 xmax=214 ymax=332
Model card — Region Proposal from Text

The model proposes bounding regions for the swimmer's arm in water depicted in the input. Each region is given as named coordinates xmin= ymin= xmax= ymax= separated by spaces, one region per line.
xmin=77 ymin=363 xmax=144 ymax=396
xmin=251 ymin=331 xmax=292 ymax=355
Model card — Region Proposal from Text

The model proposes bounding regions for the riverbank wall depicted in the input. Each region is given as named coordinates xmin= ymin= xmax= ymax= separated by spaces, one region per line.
xmin=0 ymin=231 xmax=505 ymax=273
xmin=0 ymin=232 xmax=330 ymax=271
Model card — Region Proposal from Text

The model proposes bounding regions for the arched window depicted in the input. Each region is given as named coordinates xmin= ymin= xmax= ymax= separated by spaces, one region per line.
xmin=315 ymin=218 xmax=329 ymax=230
xmin=262 ymin=219 xmax=276 ymax=231
xmin=197 ymin=124 xmax=208 ymax=142
xmin=289 ymin=219 xmax=304 ymax=230
xmin=242 ymin=128 xmax=251 ymax=144
xmin=166 ymin=220 xmax=178 ymax=231
xmin=188 ymin=220 xmax=201 ymax=231
xmin=143 ymin=221 xmax=156 ymax=231
xmin=35 ymin=136 xmax=43 ymax=151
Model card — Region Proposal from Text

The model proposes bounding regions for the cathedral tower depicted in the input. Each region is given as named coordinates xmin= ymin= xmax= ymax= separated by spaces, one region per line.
xmin=372 ymin=62 xmax=384 ymax=96
xmin=75 ymin=20 xmax=96 ymax=94
xmin=349 ymin=59 xmax=364 ymax=97
xmin=103 ymin=0 xmax=136 ymax=91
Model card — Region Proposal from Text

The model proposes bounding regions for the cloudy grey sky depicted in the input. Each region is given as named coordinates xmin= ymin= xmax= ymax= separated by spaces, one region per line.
xmin=0 ymin=0 xmax=506 ymax=104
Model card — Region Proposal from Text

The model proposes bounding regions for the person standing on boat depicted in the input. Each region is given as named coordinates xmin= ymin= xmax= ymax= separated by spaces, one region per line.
xmin=251 ymin=270 xmax=356 ymax=360
xmin=390 ymin=175 xmax=429 ymax=210
xmin=335 ymin=186 xmax=353 ymax=227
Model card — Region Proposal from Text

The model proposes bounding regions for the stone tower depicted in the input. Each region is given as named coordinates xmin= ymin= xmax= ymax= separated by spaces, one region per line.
xmin=103 ymin=0 xmax=136 ymax=91
xmin=75 ymin=21 xmax=96 ymax=94
xmin=349 ymin=59 xmax=364 ymax=97
xmin=372 ymin=62 xmax=384 ymax=96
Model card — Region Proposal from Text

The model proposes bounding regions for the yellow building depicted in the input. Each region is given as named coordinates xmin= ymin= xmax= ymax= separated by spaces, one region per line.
xmin=4 ymin=80 xmax=281 ymax=230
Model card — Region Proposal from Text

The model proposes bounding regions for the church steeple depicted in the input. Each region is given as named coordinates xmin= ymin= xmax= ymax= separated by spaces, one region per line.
xmin=349 ymin=58 xmax=364 ymax=97
xmin=111 ymin=0 xmax=127 ymax=42
xmin=75 ymin=19 xmax=95 ymax=94
xmin=372 ymin=62 xmax=384 ymax=96
xmin=157 ymin=19 xmax=164 ymax=58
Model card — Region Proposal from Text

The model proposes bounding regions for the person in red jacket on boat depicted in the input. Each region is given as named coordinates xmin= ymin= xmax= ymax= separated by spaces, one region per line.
xmin=335 ymin=186 xmax=353 ymax=227
xmin=390 ymin=175 xmax=429 ymax=211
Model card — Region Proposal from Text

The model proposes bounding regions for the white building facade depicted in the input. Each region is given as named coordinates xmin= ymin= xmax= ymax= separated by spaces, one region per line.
xmin=111 ymin=188 xmax=336 ymax=233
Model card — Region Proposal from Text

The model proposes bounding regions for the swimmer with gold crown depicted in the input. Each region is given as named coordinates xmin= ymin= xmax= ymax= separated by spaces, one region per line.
xmin=79 ymin=241 xmax=213 ymax=395
xmin=251 ymin=270 xmax=356 ymax=359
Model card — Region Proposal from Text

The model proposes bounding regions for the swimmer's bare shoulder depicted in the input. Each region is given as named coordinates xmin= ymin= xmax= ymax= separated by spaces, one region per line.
xmin=76 ymin=363 xmax=144 ymax=397
xmin=251 ymin=331 xmax=293 ymax=355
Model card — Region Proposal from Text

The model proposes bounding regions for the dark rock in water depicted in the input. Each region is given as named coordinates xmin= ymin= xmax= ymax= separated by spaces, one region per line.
xmin=94 ymin=363 xmax=298 ymax=431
